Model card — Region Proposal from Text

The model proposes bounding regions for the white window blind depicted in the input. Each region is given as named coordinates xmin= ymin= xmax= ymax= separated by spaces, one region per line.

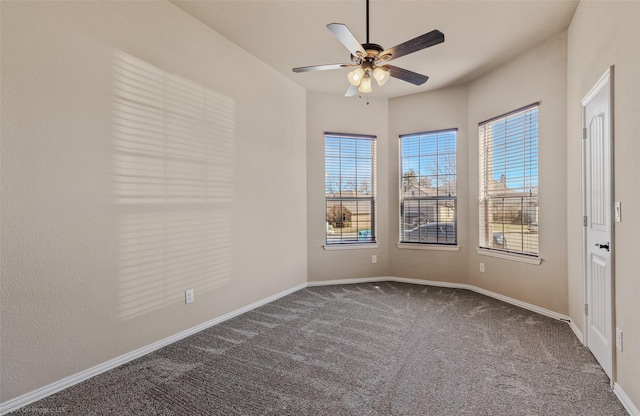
xmin=400 ymin=129 xmax=457 ymax=244
xmin=325 ymin=133 xmax=376 ymax=244
xmin=479 ymin=104 xmax=539 ymax=256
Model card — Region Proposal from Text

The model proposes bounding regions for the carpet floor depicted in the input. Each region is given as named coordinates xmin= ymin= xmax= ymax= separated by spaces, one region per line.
xmin=10 ymin=282 xmax=628 ymax=415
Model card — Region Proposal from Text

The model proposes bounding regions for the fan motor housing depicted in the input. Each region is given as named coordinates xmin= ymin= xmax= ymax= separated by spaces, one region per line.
xmin=352 ymin=43 xmax=384 ymax=65
xmin=362 ymin=43 xmax=383 ymax=53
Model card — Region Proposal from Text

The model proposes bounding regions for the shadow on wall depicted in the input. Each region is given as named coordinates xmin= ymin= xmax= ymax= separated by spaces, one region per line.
xmin=111 ymin=50 xmax=235 ymax=320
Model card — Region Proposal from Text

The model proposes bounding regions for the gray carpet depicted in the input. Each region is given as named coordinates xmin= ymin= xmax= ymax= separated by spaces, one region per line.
xmin=11 ymin=282 xmax=628 ymax=415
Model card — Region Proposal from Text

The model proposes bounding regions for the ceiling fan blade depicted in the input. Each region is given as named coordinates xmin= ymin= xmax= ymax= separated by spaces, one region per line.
xmin=292 ymin=63 xmax=350 ymax=73
xmin=385 ymin=65 xmax=429 ymax=86
xmin=327 ymin=23 xmax=366 ymax=58
xmin=379 ymin=30 xmax=444 ymax=62
xmin=344 ymin=84 xmax=359 ymax=97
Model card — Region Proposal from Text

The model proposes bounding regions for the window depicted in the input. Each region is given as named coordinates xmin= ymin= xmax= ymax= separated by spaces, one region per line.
xmin=325 ymin=133 xmax=376 ymax=244
xmin=479 ymin=104 xmax=538 ymax=256
xmin=400 ymin=129 xmax=457 ymax=244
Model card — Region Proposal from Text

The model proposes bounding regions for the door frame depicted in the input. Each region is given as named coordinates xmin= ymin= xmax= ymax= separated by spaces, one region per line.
xmin=581 ymin=65 xmax=616 ymax=384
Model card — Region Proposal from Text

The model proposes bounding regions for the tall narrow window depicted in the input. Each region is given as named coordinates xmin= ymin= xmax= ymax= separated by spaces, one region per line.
xmin=400 ymin=129 xmax=457 ymax=244
xmin=325 ymin=133 xmax=376 ymax=244
xmin=479 ymin=104 xmax=539 ymax=256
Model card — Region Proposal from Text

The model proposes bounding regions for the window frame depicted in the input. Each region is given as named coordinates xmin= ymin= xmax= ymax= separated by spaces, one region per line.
xmin=399 ymin=128 xmax=458 ymax=246
xmin=324 ymin=132 xmax=377 ymax=246
xmin=478 ymin=103 xmax=539 ymax=258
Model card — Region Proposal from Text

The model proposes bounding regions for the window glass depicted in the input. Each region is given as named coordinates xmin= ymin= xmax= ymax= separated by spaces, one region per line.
xmin=400 ymin=129 xmax=457 ymax=244
xmin=479 ymin=104 xmax=538 ymax=255
xmin=325 ymin=134 xmax=376 ymax=244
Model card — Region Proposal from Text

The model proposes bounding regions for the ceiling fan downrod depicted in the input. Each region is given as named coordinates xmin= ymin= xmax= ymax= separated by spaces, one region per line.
xmin=366 ymin=0 xmax=370 ymax=44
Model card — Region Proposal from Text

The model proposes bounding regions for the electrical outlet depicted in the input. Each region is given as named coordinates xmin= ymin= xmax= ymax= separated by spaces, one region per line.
xmin=372 ymin=255 xmax=377 ymax=264
xmin=480 ymin=263 xmax=485 ymax=273
xmin=616 ymin=328 xmax=623 ymax=351
xmin=185 ymin=289 xmax=194 ymax=304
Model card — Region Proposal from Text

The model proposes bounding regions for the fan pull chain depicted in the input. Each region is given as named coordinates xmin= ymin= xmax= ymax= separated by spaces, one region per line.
xmin=358 ymin=94 xmax=370 ymax=105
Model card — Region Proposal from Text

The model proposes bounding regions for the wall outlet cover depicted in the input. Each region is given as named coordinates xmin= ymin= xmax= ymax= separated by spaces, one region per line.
xmin=616 ymin=328 xmax=623 ymax=351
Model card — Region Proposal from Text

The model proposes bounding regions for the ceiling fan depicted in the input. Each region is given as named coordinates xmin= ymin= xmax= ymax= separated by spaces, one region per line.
xmin=292 ymin=0 xmax=445 ymax=96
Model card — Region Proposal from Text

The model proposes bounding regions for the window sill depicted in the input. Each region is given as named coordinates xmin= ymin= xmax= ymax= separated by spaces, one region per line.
xmin=323 ymin=243 xmax=380 ymax=251
xmin=476 ymin=248 xmax=542 ymax=265
xmin=397 ymin=243 xmax=460 ymax=252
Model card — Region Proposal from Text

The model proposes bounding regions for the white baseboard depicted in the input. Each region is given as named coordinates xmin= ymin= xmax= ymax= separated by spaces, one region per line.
xmin=309 ymin=276 xmax=572 ymax=323
xmin=0 ymin=282 xmax=307 ymax=415
xmin=0 ymin=277 xmax=588 ymax=415
xmin=308 ymin=276 xmax=470 ymax=291
xmin=568 ymin=320 xmax=584 ymax=344
xmin=306 ymin=276 xmax=393 ymax=287
xmin=614 ymin=383 xmax=640 ymax=416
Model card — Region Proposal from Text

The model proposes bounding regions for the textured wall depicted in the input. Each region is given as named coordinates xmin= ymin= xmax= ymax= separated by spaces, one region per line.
xmin=466 ymin=32 xmax=569 ymax=315
xmin=5 ymin=0 xmax=638 ymax=410
xmin=0 ymin=1 xmax=307 ymax=402
xmin=387 ymin=34 xmax=569 ymax=312
xmin=388 ymin=85 xmax=469 ymax=284
xmin=306 ymin=92 xmax=389 ymax=282
xmin=308 ymin=35 xmax=569 ymax=315
xmin=567 ymin=0 xmax=640 ymax=407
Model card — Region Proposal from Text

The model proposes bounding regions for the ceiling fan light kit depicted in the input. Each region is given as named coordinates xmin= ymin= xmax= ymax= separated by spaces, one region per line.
xmin=292 ymin=0 xmax=444 ymax=97
xmin=373 ymin=67 xmax=390 ymax=86
xmin=347 ymin=67 xmax=365 ymax=86
xmin=358 ymin=72 xmax=373 ymax=93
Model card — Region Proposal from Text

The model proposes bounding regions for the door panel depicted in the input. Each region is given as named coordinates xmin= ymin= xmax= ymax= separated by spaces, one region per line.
xmin=582 ymin=69 xmax=613 ymax=379
xmin=589 ymin=253 xmax=609 ymax=345
xmin=589 ymin=113 xmax=606 ymax=229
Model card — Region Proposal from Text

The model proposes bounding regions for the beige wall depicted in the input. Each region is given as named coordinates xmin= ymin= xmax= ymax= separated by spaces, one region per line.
xmin=466 ymin=32 xmax=569 ymax=315
xmin=388 ymin=86 xmax=469 ymax=284
xmin=4 ymin=0 xmax=639 ymax=410
xmin=306 ymin=92 xmax=389 ymax=282
xmin=308 ymin=34 xmax=570 ymax=314
xmin=385 ymin=33 xmax=569 ymax=313
xmin=0 ymin=1 xmax=307 ymax=401
xmin=567 ymin=0 xmax=640 ymax=406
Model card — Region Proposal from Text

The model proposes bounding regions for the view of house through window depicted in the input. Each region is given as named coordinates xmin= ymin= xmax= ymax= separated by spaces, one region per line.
xmin=479 ymin=104 xmax=539 ymax=256
xmin=400 ymin=129 xmax=457 ymax=244
xmin=325 ymin=133 xmax=376 ymax=244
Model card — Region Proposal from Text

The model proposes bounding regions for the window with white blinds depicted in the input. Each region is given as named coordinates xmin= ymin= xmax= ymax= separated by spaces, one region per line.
xmin=400 ymin=129 xmax=457 ymax=244
xmin=325 ymin=133 xmax=376 ymax=244
xmin=479 ymin=104 xmax=539 ymax=256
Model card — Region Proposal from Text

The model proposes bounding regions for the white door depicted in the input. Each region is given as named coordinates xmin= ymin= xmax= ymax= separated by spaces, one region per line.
xmin=582 ymin=68 xmax=613 ymax=379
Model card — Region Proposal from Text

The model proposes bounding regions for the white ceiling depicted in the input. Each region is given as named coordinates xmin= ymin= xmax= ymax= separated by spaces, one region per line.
xmin=172 ymin=0 xmax=578 ymax=99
